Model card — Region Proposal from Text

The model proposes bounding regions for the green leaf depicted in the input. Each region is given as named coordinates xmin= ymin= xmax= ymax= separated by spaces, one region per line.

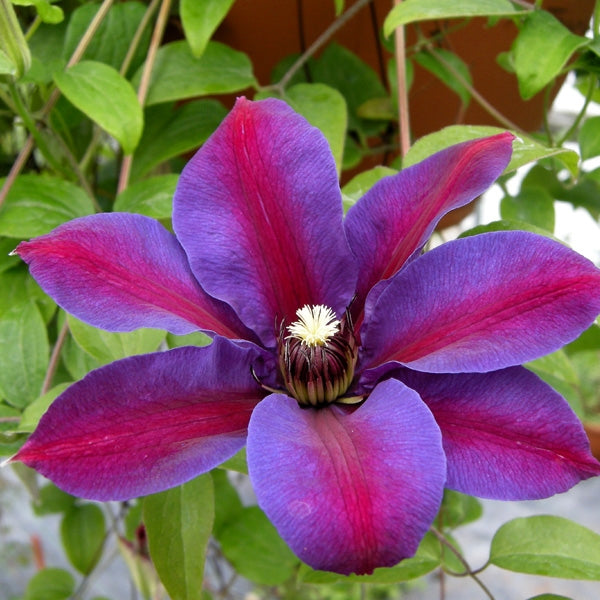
xmin=282 ymin=83 xmax=347 ymax=174
xmin=139 ymin=41 xmax=256 ymax=106
xmin=62 ymin=2 xmax=150 ymax=74
xmin=61 ymin=503 xmax=106 ymax=574
xmin=67 ymin=315 xmax=165 ymax=363
xmin=439 ymin=490 xmax=482 ymax=529
xmin=490 ymin=516 xmax=600 ymax=579
xmin=166 ymin=330 xmax=212 ymax=349
xmin=60 ymin=328 xmax=103 ymax=381
xmin=32 ymin=482 xmax=76 ymax=516
xmin=579 ymin=115 xmax=600 ymax=160
xmin=0 ymin=268 xmax=56 ymax=324
xmin=218 ymin=505 xmax=299 ymax=585
xmin=24 ymin=568 xmax=75 ymax=600
xmin=384 ymin=0 xmax=524 ymax=36
xmin=512 ymin=10 xmax=589 ymax=100
xmin=114 ymin=174 xmax=178 ymax=219
xmin=12 ymin=0 xmax=63 ymax=24
xmin=218 ymin=447 xmax=247 ymax=473
xmin=500 ymin=187 xmax=555 ymax=232
xmin=527 ymin=595 xmax=573 ymax=600
xmin=181 ymin=0 xmax=235 ymax=58
xmin=0 ymin=301 xmax=48 ymax=409
xmin=212 ymin=469 xmax=243 ymax=536
xmin=54 ymin=61 xmax=143 ymax=154
xmin=342 ymin=165 xmax=397 ymax=211
xmin=0 ymin=174 xmax=94 ymax=238
xmin=144 ymin=474 xmax=214 ymax=600
xmin=19 ymin=382 xmax=71 ymax=433
xmin=403 ymin=125 xmax=579 ymax=176
xmin=131 ymin=100 xmax=227 ymax=179
xmin=310 ymin=43 xmax=387 ymax=137
xmin=414 ymin=48 xmax=471 ymax=106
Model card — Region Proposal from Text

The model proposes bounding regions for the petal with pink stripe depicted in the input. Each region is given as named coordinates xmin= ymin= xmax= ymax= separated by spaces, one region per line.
xmin=173 ymin=97 xmax=357 ymax=346
xmin=397 ymin=367 xmax=600 ymax=499
xmin=247 ymin=379 xmax=446 ymax=575
xmin=361 ymin=231 xmax=600 ymax=373
xmin=16 ymin=213 xmax=250 ymax=339
xmin=13 ymin=338 xmax=270 ymax=500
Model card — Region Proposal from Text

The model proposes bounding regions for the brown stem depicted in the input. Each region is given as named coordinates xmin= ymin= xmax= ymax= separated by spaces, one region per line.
xmin=393 ymin=0 xmax=411 ymax=157
xmin=117 ymin=0 xmax=172 ymax=194
xmin=273 ymin=0 xmax=374 ymax=92
xmin=426 ymin=44 xmax=523 ymax=133
xmin=41 ymin=319 xmax=69 ymax=396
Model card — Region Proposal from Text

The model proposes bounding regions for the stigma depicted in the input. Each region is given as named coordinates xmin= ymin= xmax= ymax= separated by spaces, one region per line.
xmin=286 ymin=305 xmax=340 ymax=347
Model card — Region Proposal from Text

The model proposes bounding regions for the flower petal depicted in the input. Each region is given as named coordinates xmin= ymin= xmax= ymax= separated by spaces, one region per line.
xmin=16 ymin=213 xmax=250 ymax=338
xmin=397 ymin=367 xmax=600 ymax=499
xmin=12 ymin=338 xmax=271 ymax=500
xmin=361 ymin=231 xmax=600 ymax=373
xmin=173 ymin=97 xmax=357 ymax=346
xmin=345 ymin=133 xmax=513 ymax=307
xmin=246 ymin=379 xmax=446 ymax=575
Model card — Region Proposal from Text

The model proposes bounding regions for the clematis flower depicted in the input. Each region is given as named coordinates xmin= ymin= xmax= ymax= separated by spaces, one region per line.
xmin=10 ymin=98 xmax=600 ymax=575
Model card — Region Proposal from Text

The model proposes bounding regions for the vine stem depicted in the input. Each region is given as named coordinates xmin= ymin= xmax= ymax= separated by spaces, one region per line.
xmin=393 ymin=0 xmax=411 ymax=157
xmin=117 ymin=0 xmax=172 ymax=194
xmin=425 ymin=44 xmax=523 ymax=133
xmin=0 ymin=0 xmax=115 ymax=208
xmin=429 ymin=526 xmax=495 ymax=600
xmin=40 ymin=319 xmax=69 ymax=396
xmin=271 ymin=0 xmax=374 ymax=93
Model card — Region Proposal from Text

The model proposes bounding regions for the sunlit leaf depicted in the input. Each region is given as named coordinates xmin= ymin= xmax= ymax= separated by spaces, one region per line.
xmin=181 ymin=0 xmax=235 ymax=58
xmin=0 ymin=174 xmax=94 ymax=238
xmin=490 ymin=516 xmax=600 ymax=579
xmin=54 ymin=61 xmax=143 ymax=154
xmin=384 ymin=0 xmax=524 ymax=36
xmin=61 ymin=503 xmax=106 ymax=574
xmin=139 ymin=41 xmax=255 ymax=106
xmin=144 ymin=475 xmax=214 ymax=600
xmin=512 ymin=10 xmax=589 ymax=100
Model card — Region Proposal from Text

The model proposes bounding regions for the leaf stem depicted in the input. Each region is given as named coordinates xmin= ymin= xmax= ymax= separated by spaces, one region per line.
xmin=117 ymin=0 xmax=172 ymax=194
xmin=425 ymin=44 xmax=523 ymax=133
xmin=430 ymin=526 xmax=495 ymax=600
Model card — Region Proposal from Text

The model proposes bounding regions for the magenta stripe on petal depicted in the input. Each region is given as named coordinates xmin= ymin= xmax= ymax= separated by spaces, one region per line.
xmin=361 ymin=231 xmax=600 ymax=373
xmin=16 ymin=213 xmax=251 ymax=339
xmin=13 ymin=339 xmax=270 ymax=500
xmin=397 ymin=367 xmax=600 ymax=499
xmin=247 ymin=380 xmax=446 ymax=575
xmin=173 ymin=97 xmax=357 ymax=346
xmin=345 ymin=133 xmax=513 ymax=307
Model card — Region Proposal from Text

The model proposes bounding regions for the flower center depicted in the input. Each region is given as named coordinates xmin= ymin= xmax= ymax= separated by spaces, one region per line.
xmin=279 ymin=305 xmax=359 ymax=407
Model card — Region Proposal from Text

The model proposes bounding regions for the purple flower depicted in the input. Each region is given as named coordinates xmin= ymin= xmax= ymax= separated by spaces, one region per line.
xmin=11 ymin=98 xmax=600 ymax=575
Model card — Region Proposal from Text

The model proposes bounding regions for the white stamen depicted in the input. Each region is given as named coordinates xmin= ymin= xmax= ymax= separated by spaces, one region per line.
xmin=286 ymin=304 xmax=340 ymax=347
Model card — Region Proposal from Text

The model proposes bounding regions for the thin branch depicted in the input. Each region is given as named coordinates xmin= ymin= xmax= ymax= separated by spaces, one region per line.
xmin=426 ymin=44 xmax=524 ymax=133
xmin=271 ymin=0 xmax=374 ymax=93
xmin=117 ymin=0 xmax=172 ymax=194
xmin=393 ymin=0 xmax=411 ymax=157
xmin=0 ymin=0 xmax=115 ymax=208
xmin=430 ymin=526 xmax=495 ymax=600
xmin=40 ymin=319 xmax=69 ymax=395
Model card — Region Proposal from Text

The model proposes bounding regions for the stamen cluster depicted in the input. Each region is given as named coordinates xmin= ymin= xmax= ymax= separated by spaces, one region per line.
xmin=280 ymin=305 xmax=358 ymax=407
